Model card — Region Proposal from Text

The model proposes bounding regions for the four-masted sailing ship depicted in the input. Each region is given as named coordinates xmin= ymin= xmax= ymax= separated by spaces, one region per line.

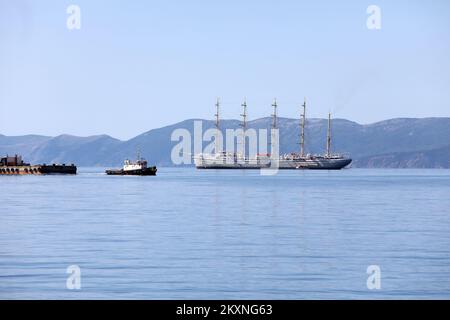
xmin=194 ymin=98 xmax=352 ymax=170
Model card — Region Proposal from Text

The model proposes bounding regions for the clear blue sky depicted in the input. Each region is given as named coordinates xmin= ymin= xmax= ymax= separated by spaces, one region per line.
xmin=1 ymin=0 xmax=449 ymax=139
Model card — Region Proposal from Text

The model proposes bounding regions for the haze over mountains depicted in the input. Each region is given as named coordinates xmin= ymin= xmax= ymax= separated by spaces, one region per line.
xmin=1 ymin=117 xmax=449 ymax=168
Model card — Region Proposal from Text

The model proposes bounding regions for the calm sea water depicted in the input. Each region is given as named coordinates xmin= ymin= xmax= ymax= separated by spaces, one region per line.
xmin=0 ymin=168 xmax=449 ymax=299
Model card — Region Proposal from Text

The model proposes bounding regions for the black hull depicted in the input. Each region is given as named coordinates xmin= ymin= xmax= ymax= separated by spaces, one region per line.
xmin=279 ymin=158 xmax=353 ymax=170
xmin=0 ymin=164 xmax=77 ymax=175
xmin=40 ymin=165 xmax=77 ymax=174
xmin=105 ymin=167 xmax=157 ymax=176
xmin=196 ymin=158 xmax=352 ymax=170
xmin=197 ymin=166 xmax=261 ymax=169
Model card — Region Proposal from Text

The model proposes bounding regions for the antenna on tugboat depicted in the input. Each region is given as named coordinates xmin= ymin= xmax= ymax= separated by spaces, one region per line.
xmin=300 ymin=97 xmax=306 ymax=157
xmin=137 ymin=147 xmax=141 ymax=161
xmin=326 ymin=111 xmax=332 ymax=157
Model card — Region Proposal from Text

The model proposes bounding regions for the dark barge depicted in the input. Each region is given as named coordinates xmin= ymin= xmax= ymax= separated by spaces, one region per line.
xmin=0 ymin=155 xmax=77 ymax=175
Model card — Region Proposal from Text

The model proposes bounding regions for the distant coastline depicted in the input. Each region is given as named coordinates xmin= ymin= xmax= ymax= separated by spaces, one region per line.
xmin=1 ymin=117 xmax=449 ymax=168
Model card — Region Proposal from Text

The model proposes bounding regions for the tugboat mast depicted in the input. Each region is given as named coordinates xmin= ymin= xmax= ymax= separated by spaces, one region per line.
xmin=300 ymin=98 xmax=306 ymax=157
xmin=326 ymin=112 xmax=332 ymax=157
xmin=240 ymin=99 xmax=247 ymax=158
xmin=214 ymin=97 xmax=220 ymax=153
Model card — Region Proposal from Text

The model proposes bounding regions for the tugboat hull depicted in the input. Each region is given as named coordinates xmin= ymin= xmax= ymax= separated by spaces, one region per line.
xmin=105 ymin=167 xmax=157 ymax=176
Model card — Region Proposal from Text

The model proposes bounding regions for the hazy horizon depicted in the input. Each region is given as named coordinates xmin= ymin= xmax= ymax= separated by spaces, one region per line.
xmin=1 ymin=0 xmax=450 ymax=140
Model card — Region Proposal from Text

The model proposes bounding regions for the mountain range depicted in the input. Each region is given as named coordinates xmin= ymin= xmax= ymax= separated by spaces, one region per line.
xmin=1 ymin=117 xmax=449 ymax=168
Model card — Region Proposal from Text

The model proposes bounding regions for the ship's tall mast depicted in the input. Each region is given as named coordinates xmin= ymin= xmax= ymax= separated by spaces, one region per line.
xmin=326 ymin=112 xmax=332 ymax=157
xmin=300 ymin=98 xmax=306 ymax=157
xmin=271 ymin=98 xmax=277 ymax=129
xmin=240 ymin=99 xmax=247 ymax=157
xmin=214 ymin=97 xmax=220 ymax=153
xmin=269 ymin=99 xmax=278 ymax=157
xmin=214 ymin=98 xmax=220 ymax=153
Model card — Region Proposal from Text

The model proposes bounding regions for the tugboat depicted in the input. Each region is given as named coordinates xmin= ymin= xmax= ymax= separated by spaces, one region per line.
xmin=105 ymin=152 xmax=157 ymax=176
xmin=0 ymin=154 xmax=77 ymax=175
